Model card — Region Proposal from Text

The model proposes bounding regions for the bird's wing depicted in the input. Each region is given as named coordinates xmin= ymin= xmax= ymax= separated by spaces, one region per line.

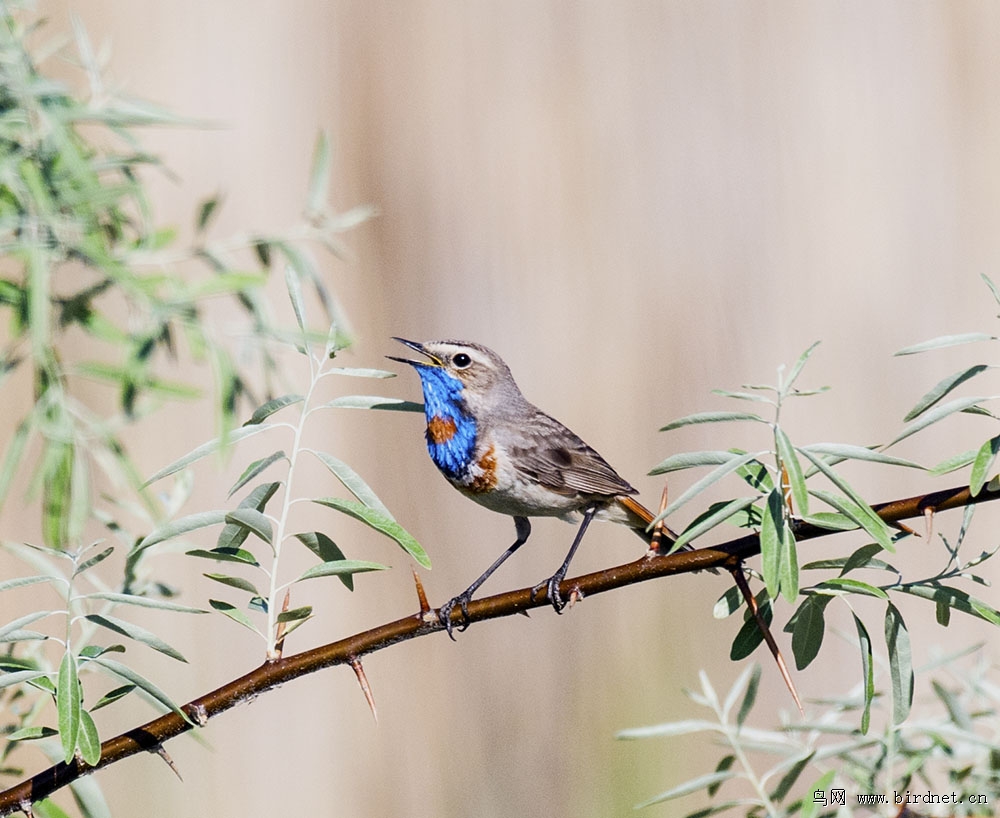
xmin=505 ymin=410 xmax=637 ymax=498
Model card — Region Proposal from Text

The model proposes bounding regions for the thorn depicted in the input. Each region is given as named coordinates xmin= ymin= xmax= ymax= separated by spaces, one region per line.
xmin=152 ymin=744 xmax=183 ymax=781
xmin=730 ymin=565 xmax=804 ymax=716
xmin=567 ymin=587 xmax=583 ymax=609
xmin=923 ymin=506 xmax=935 ymax=541
xmin=350 ymin=656 xmax=377 ymax=724
xmin=893 ymin=520 xmax=920 ymax=538
xmin=412 ymin=567 xmax=431 ymax=615
xmin=273 ymin=589 xmax=292 ymax=659
xmin=18 ymin=799 xmax=33 ymax=818
xmin=649 ymin=484 xmax=670 ymax=556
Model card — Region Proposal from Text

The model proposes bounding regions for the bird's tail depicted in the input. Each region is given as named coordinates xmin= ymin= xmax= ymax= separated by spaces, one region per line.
xmin=615 ymin=495 xmax=688 ymax=555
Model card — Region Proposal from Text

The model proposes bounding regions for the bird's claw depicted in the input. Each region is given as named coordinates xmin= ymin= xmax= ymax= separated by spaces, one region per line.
xmin=438 ymin=593 xmax=473 ymax=640
xmin=530 ymin=573 xmax=568 ymax=614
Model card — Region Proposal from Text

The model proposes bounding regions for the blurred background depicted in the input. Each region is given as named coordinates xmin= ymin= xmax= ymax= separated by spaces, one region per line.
xmin=6 ymin=2 xmax=1000 ymax=815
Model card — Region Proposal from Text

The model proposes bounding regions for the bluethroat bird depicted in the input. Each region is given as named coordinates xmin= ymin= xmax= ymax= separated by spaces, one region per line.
xmin=388 ymin=338 xmax=671 ymax=638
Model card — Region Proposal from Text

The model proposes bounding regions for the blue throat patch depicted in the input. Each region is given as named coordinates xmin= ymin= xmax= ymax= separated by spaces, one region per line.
xmin=413 ymin=365 xmax=478 ymax=480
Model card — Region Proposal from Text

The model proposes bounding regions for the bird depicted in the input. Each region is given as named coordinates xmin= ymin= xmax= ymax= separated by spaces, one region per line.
xmin=387 ymin=337 xmax=672 ymax=638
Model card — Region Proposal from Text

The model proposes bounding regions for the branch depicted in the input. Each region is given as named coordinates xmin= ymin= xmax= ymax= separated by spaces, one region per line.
xmin=0 ymin=482 xmax=995 ymax=815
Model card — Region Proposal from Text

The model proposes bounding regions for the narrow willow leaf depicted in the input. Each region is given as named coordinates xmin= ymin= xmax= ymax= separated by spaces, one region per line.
xmin=898 ymin=584 xmax=1000 ymax=626
xmin=224 ymin=508 xmax=273 ymax=545
xmin=228 ymin=450 xmax=287 ymax=498
xmin=307 ymin=131 xmax=331 ymax=214
xmin=798 ymin=443 xmax=922 ymax=469
xmin=84 ymin=614 xmax=187 ymax=662
xmin=7 ymin=726 xmax=59 ymax=741
xmin=721 ymin=662 xmax=756 ymax=722
xmin=760 ymin=488 xmax=784 ymax=599
xmin=853 ymin=614 xmax=874 ymax=734
xmin=91 ymin=684 xmax=135 ymax=711
xmin=658 ymin=411 xmax=765 ymax=432
xmin=651 ymin=451 xmax=767 ymax=523
xmin=770 ymin=751 xmax=816 ymax=802
xmin=970 ymin=435 xmax=1000 ymax=496
xmin=713 ymin=584 xmax=744 ymax=619
xmin=284 ymin=264 xmax=307 ymax=332
xmin=736 ymin=664 xmax=761 ymax=727
xmin=218 ymin=482 xmax=280 ymax=551
xmin=812 ymin=578 xmax=888 ymax=599
xmin=57 ymin=652 xmax=81 ymax=764
xmin=735 ymin=456 xmax=773 ymax=492
xmin=186 ymin=547 xmax=259 ymax=566
xmin=137 ymin=510 xmax=228 ymax=551
xmin=782 ymin=340 xmax=821 ymax=395
xmin=313 ymin=497 xmax=430 ymax=568
xmin=671 ymin=497 xmax=759 ymax=550
xmin=243 ymin=394 xmax=304 ymax=426
xmin=789 ymin=595 xmax=829 ymax=670
xmin=933 ymin=679 xmax=972 ymax=731
xmin=894 ymin=332 xmax=995 ymax=356
xmin=936 ymin=599 xmax=951 ymax=626
xmin=844 ymin=541 xmax=898 ymax=573
xmin=324 ymin=366 xmax=396 ymax=379
xmin=887 ymin=395 xmax=994 ymax=449
xmin=294 ymin=531 xmax=352 ymax=589
xmin=0 ymin=419 xmax=31 ymax=513
xmin=809 ymin=490 xmax=895 ymax=553
xmin=649 ymin=450 xmax=748 ymax=475
xmin=730 ymin=593 xmax=772 ymax=661
xmin=204 ymin=573 xmax=260 ymax=594
xmin=885 ymin=603 xmax=914 ymax=724
xmin=297 ymin=559 xmax=387 ymax=582
xmin=904 ymin=364 xmax=990 ymax=421
xmin=208 ymin=599 xmax=262 ymax=635
xmin=0 ymin=611 xmax=55 ymax=641
xmin=710 ymin=389 xmax=774 ymax=404
xmin=633 ymin=772 xmax=737 ymax=808
xmin=0 ymin=669 xmax=49 ymax=690
xmin=42 ymin=441 xmax=73 ymax=550
xmin=0 ymin=575 xmax=59 ymax=593
xmin=143 ymin=424 xmax=274 ymax=486
xmin=983 ymin=273 xmax=1000 ymax=305
xmin=72 ymin=546 xmax=114 ymax=578
xmin=778 ymin=523 xmax=798 ymax=604
xmin=799 ymin=511 xmax=858 ymax=532
xmin=307 ymin=450 xmax=393 ymax=518
xmin=87 ymin=657 xmax=193 ymax=723
xmin=77 ymin=709 xmax=101 ymax=766
xmin=275 ymin=606 xmax=312 ymax=624
xmin=81 ymin=592 xmax=206 ymax=614
xmin=775 ymin=428 xmax=808 ymax=515
xmin=323 ymin=395 xmax=424 ymax=412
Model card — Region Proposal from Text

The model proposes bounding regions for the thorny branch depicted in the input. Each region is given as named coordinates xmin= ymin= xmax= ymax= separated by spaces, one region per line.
xmin=0 ymin=482 xmax=995 ymax=815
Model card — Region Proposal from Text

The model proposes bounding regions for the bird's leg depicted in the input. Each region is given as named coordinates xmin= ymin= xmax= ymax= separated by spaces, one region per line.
xmin=439 ymin=516 xmax=531 ymax=640
xmin=531 ymin=505 xmax=597 ymax=614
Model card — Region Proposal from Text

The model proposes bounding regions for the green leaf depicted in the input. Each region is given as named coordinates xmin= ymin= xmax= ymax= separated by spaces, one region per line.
xmin=781 ymin=340 xmax=821 ymax=395
xmin=217 ymin=482 xmax=280 ymax=552
xmin=208 ymin=599 xmax=262 ymax=636
xmin=898 ymin=583 xmax=1000 ymax=626
xmin=294 ymin=531 xmax=353 ymax=589
xmin=649 ymin=450 xmax=750 ymax=475
xmin=284 ymin=264 xmax=307 ymax=332
xmin=143 ymin=424 xmax=274 ymax=486
xmin=313 ymin=497 xmax=430 ymax=568
xmin=91 ymin=684 xmax=135 ymax=711
xmin=325 ymin=366 xmax=396 ymax=379
xmin=84 ymin=614 xmax=187 ymax=662
xmin=930 ymin=449 xmax=977 ymax=475
xmin=137 ymin=510 xmax=228 ymax=551
xmin=195 ymin=194 xmax=221 ymax=233
xmin=77 ymin=709 xmax=101 ymax=766
xmin=732 ymin=663 xmax=761 ymax=727
xmin=224 ymin=508 xmax=273 ymax=546
xmin=895 ymin=332 xmax=995 ymax=355
xmin=7 ymin=726 xmax=59 ymax=741
xmin=798 ymin=443 xmax=923 ymax=470
xmin=228 ymin=450 xmax=287 ymax=498
xmin=86 ymin=657 xmax=193 ymax=723
xmin=0 ymin=669 xmax=50 ymax=690
xmin=904 ymin=364 xmax=990 ymax=421
xmin=760 ymin=488 xmax=784 ymax=599
xmin=713 ymin=585 xmax=744 ymax=619
xmin=779 ymin=524 xmax=798 ymax=604
xmin=735 ymin=456 xmax=774 ymax=492
xmin=307 ymin=131 xmax=331 ymax=215
xmin=809 ymin=489 xmax=896 ymax=554
xmin=633 ymin=772 xmax=738 ymax=808
xmin=57 ymin=651 xmax=81 ymax=764
xmin=306 ymin=450 xmax=393 ymax=518
xmin=853 ymin=614 xmax=874 ymax=734
xmin=769 ymin=751 xmax=816 ymax=802
xmin=276 ymin=606 xmax=312 ymax=623
xmin=658 ymin=411 xmax=765 ymax=432
xmin=812 ymin=578 xmax=888 ymax=599
xmin=730 ymin=592 xmax=772 ymax=661
xmin=885 ymin=603 xmax=913 ymax=724
xmin=186 ymin=547 xmax=260 ymax=566
xmin=970 ymin=435 xmax=1000 ymax=496
xmin=671 ymin=497 xmax=759 ymax=550
xmin=983 ymin=273 xmax=1000 ymax=305
xmin=80 ymin=592 xmax=206 ymax=614
xmin=0 ymin=574 xmax=59 ymax=593
xmin=710 ymin=388 xmax=775 ymax=404
xmin=651 ymin=450 xmax=767 ymax=523
xmin=775 ymin=428 xmax=808 ymax=516
xmin=73 ymin=546 xmax=114 ymax=578
xmin=887 ymin=395 xmax=994 ymax=449
xmin=788 ymin=595 xmax=829 ymax=670
xmin=799 ymin=511 xmax=859 ymax=532
xmin=0 ymin=611 xmax=56 ymax=641
xmin=322 ymin=396 xmax=424 ymax=412
xmin=0 ymin=419 xmax=31 ymax=514
xmin=243 ymin=394 xmax=304 ymax=426
xmin=297 ymin=559 xmax=387 ymax=582
xmin=203 ymin=573 xmax=260 ymax=594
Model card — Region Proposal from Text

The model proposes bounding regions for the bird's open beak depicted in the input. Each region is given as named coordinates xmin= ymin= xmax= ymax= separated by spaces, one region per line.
xmin=386 ymin=337 xmax=443 ymax=367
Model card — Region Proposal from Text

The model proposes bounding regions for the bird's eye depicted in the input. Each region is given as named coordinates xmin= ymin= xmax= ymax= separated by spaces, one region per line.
xmin=453 ymin=353 xmax=472 ymax=368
